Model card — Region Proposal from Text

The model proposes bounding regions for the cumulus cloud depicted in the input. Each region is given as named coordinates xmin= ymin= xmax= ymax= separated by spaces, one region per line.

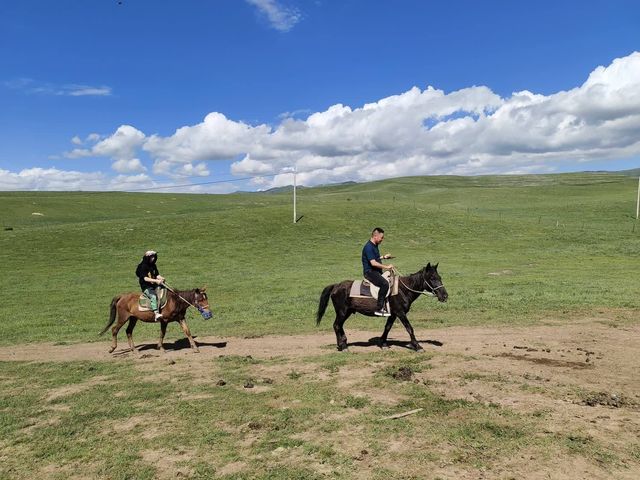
xmin=143 ymin=112 xmax=270 ymax=175
xmin=0 ymin=167 xmax=228 ymax=193
xmin=46 ymin=51 xmax=640 ymax=191
xmin=245 ymin=0 xmax=302 ymax=32
xmin=232 ymin=51 xmax=640 ymax=186
xmin=152 ymin=160 xmax=210 ymax=178
xmin=0 ymin=167 xmax=108 ymax=191
xmin=144 ymin=113 xmax=270 ymax=162
xmin=66 ymin=125 xmax=147 ymax=174
xmin=112 ymin=158 xmax=147 ymax=174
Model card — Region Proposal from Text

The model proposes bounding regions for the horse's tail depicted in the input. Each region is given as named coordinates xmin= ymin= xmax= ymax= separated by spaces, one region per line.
xmin=100 ymin=296 xmax=120 ymax=336
xmin=316 ymin=284 xmax=335 ymax=326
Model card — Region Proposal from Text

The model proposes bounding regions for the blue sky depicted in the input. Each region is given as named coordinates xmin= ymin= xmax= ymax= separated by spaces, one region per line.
xmin=1 ymin=0 xmax=639 ymax=192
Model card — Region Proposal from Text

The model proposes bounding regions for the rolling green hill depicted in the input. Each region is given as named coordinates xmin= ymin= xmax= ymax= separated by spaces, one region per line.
xmin=1 ymin=172 xmax=639 ymax=345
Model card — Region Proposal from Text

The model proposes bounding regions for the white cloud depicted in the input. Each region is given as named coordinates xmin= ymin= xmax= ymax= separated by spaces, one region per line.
xmin=0 ymin=168 xmax=218 ymax=193
xmin=144 ymin=112 xmax=271 ymax=162
xmin=48 ymin=51 xmax=640 ymax=191
xmin=4 ymin=78 xmax=112 ymax=96
xmin=111 ymin=173 xmax=154 ymax=191
xmin=71 ymin=135 xmax=83 ymax=145
xmin=112 ymin=158 xmax=147 ymax=174
xmin=152 ymin=161 xmax=210 ymax=178
xmin=66 ymin=125 xmax=147 ymax=174
xmin=229 ymin=51 xmax=640 ymax=186
xmin=92 ymin=125 xmax=146 ymax=160
xmin=278 ymin=108 xmax=313 ymax=119
xmin=66 ymin=85 xmax=111 ymax=96
xmin=143 ymin=112 xmax=270 ymax=174
xmin=0 ymin=167 xmax=107 ymax=191
xmin=245 ymin=0 xmax=301 ymax=32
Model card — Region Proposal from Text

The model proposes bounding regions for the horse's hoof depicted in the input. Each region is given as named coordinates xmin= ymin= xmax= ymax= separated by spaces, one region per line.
xmin=108 ymin=347 xmax=116 ymax=354
xmin=414 ymin=346 xmax=425 ymax=353
xmin=339 ymin=347 xmax=350 ymax=353
xmin=379 ymin=342 xmax=390 ymax=349
xmin=192 ymin=348 xmax=200 ymax=354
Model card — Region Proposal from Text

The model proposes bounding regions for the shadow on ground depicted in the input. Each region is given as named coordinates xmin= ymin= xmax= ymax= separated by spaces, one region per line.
xmin=126 ymin=337 xmax=228 ymax=353
xmin=346 ymin=337 xmax=444 ymax=350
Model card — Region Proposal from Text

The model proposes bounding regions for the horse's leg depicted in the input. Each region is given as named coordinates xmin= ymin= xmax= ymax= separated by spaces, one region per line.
xmin=178 ymin=319 xmax=199 ymax=353
xmin=109 ymin=308 xmax=129 ymax=353
xmin=379 ymin=314 xmax=397 ymax=349
xmin=332 ymin=312 xmax=351 ymax=352
xmin=125 ymin=318 xmax=138 ymax=353
xmin=330 ymin=288 xmax=353 ymax=352
xmin=157 ymin=320 xmax=168 ymax=353
xmin=397 ymin=312 xmax=422 ymax=351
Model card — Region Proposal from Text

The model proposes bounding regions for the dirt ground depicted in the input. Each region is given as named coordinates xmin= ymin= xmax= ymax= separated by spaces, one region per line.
xmin=2 ymin=317 xmax=639 ymax=479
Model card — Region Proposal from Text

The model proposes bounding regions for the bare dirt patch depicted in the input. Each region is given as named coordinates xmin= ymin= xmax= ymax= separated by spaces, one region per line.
xmin=45 ymin=374 xmax=112 ymax=402
xmin=2 ymin=317 xmax=640 ymax=478
xmin=495 ymin=351 xmax=595 ymax=369
xmin=38 ymin=461 xmax=101 ymax=480
xmin=140 ymin=448 xmax=193 ymax=480
xmin=108 ymin=414 xmax=160 ymax=434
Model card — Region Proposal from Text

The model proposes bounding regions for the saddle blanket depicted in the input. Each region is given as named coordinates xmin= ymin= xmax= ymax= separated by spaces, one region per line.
xmin=138 ymin=287 xmax=168 ymax=312
xmin=349 ymin=271 xmax=399 ymax=299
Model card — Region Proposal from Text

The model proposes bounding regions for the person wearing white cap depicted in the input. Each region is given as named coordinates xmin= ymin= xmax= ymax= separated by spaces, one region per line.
xmin=135 ymin=250 xmax=165 ymax=321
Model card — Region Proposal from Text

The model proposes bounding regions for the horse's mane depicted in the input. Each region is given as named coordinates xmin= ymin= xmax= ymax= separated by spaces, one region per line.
xmin=401 ymin=268 xmax=425 ymax=290
xmin=166 ymin=288 xmax=196 ymax=311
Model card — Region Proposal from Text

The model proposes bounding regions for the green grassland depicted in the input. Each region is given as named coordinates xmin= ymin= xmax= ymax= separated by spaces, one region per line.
xmin=1 ymin=172 xmax=639 ymax=345
xmin=2 ymin=172 xmax=640 ymax=479
xmin=2 ymin=352 xmax=637 ymax=479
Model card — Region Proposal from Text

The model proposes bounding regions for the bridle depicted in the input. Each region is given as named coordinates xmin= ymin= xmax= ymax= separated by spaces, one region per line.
xmin=193 ymin=291 xmax=211 ymax=311
xmin=393 ymin=268 xmax=444 ymax=297
xmin=162 ymin=283 xmax=212 ymax=319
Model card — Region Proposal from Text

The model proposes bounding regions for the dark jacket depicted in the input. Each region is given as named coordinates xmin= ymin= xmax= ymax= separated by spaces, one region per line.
xmin=136 ymin=259 xmax=160 ymax=291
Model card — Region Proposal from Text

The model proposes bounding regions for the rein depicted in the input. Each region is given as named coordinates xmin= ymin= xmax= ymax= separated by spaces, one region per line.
xmin=392 ymin=268 xmax=443 ymax=297
xmin=161 ymin=283 xmax=212 ymax=319
xmin=162 ymin=283 xmax=197 ymax=308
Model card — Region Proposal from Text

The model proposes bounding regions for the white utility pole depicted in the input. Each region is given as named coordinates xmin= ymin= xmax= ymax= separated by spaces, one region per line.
xmin=636 ymin=176 xmax=640 ymax=220
xmin=293 ymin=167 xmax=297 ymax=224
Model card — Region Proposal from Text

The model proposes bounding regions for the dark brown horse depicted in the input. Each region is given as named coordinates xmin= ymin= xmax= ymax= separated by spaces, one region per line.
xmin=101 ymin=288 xmax=211 ymax=354
xmin=317 ymin=263 xmax=448 ymax=351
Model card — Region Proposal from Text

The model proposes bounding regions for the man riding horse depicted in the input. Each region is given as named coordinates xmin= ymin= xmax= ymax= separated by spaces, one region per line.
xmin=135 ymin=250 xmax=165 ymax=321
xmin=362 ymin=227 xmax=394 ymax=317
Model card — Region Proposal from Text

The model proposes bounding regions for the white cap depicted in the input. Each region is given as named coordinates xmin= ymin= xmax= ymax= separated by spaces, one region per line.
xmin=144 ymin=250 xmax=157 ymax=257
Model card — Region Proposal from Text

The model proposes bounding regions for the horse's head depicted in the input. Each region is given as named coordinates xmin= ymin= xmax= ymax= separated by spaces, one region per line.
xmin=194 ymin=287 xmax=213 ymax=320
xmin=422 ymin=263 xmax=448 ymax=302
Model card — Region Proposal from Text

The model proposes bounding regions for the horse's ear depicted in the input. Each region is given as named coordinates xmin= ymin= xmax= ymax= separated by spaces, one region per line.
xmin=426 ymin=262 xmax=431 ymax=270
xmin=434 ymin=263 xmax=439 ymax=270
xmin=202 ymin=286 xmax=207 ymax=293
xmin=195 ymin=288 xmax=200 ymax=293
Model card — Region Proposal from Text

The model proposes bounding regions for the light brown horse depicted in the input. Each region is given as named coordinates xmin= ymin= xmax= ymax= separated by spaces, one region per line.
xmin=101 ymin=287 xmax=211 ymax=354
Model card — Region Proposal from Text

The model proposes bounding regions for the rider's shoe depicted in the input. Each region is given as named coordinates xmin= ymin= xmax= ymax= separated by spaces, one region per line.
xmin=374 ymin=309 xmax=390 ymax=317
xmin=154 ymin=312 xmax=163 ymax=322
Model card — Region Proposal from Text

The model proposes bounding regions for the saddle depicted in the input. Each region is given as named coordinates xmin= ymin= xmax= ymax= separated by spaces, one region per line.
xmin=349 ymin=271 xmax=399 ymax=299
xmin=138 ymin=287 xmax=168 ymax=312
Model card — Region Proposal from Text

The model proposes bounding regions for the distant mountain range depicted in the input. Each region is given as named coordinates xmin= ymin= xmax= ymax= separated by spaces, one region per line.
xmin=261 ymin=180 xmax=358 ymax=193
